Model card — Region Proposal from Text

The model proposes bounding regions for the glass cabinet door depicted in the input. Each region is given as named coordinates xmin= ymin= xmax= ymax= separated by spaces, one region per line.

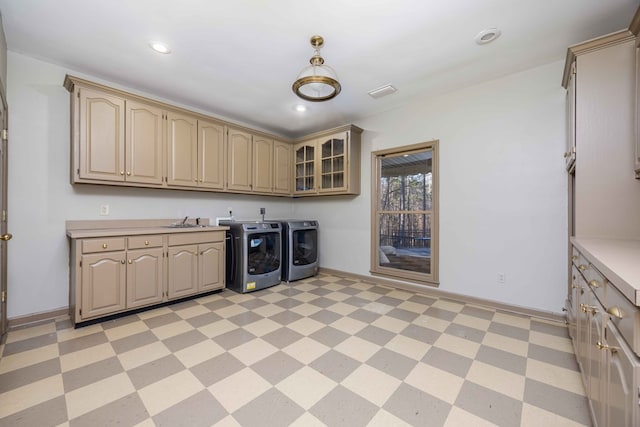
xmin=320 ymin=132 xmax=347 ymax=191
xmin=294 ymin=141 xmax=316 ymax=193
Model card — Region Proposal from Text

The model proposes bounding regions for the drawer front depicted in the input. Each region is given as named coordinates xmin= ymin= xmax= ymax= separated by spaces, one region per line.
xmin=82 ymin=237 xmax=126 ymax=253
xmin=582 ymin=262 xmax=607 ymax=305
xmin=606 ymin=283 xmax=640 ymax=357
xmin=128 ymin=235 xmax=163 ymax=250
xmin=571 ymin=246 xmax=581 ymax=266
xmin=168 ymin=231 xmax=224 ymax=246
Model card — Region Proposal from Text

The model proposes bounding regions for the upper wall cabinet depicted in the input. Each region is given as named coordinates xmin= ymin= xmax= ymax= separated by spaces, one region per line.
xmin=273 ymin=141 xmax=292 ymax=195
xmin=293 ymin=125 xmax=362 ymax=196
xmin=226 ymin=127 xmax=253 ymax=192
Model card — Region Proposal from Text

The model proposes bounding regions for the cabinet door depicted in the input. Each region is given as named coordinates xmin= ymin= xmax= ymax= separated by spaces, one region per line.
xmin=319 ymin=132 xmax=348 ymax=192
xmin=80 ymin=252 xmax=126 ymax=319
xmin=566 ymin=62 xmax=576 ymax=172
xmin=587 ymin=291 xmax=604 ymax=427
xmin=294 ymin=140 xmax=316 ymax=194
xmin=126 ymin=248 xmax=164 ymax=308
xmin=227 ymin=128 xmax=253 ymax=191
xmin=198 ymin=119 xmax=225 ymax=189
xmin=577 ymin=274 xmax=590 ymax=386
xmin=603 ymin=322 xmax=636 ymax=427
xmin=167 ymin=111 xmax=198 ymax=187
xmin=273 ymin=141 xmax=291 ymax=194
xmin=199 ymin=242 xmax=224 ymax=292
xmin=253 ymin=136 xmax=273 ymax=193
xmin=167 ymin=245 xmax=198 ymax=299
xmin=78 ymin=87 xmax=125 ymax=182
xmin=126 ymin=100 xmax=164 ymax=185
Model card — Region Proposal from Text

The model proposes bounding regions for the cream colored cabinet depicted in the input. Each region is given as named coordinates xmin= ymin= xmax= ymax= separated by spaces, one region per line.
xmin=293 ymin=125 xmax=362 ymax=196
xmin=602 ymin=321 xmax=636 ymax=427
xmin=126 ymin=235 xmax=164 ymax=308
xmin=227 ymin=127 xmax=253 ymax=192
xmin=80 ymin=250 xmax=127 ymax=319
xmin=565 ymin=62 xmax=576 ymax=172
xmin=273 ymin=140 xmax=292 ymax=194
xmin=70 ymin=79 xmax=164 ymax=185
xmin=167 ymin=231 xmax=225 ymax=300
xmin=167 ymin=111 xmax=198 ymax=187
xmin=198 ymin=119 xmax=225 ymax=189
xmin=253 ymin=136 xmax=273 ymax=193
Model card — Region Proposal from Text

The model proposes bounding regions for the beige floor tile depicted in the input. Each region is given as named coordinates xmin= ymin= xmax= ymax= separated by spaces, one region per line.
xmin=174 ymin=304 xmax=211 ymax=320
xmin=173 ymin=339 xmax=225 ymax=368
xmin=117 ymin=341 xmax=171 ymax=371
xmin=136 ymin=306 xmax=172 ymax=320
xmin=431 ymin=299 xmax=465 ymax=312
xmin=198 ymin=319 xmax=239 ymax=338
xmin=103 ymin=321 xmax=149 ymax=342
xmin=433 ymin=334 xmax=481 ymax=359
xmin=138 ymin=370 xmax=204 ymax=416
xmin=466 ymin=361 xmax=526 ymax=401
xmin=209 ymin=304 xmax=247 ymax=319
xmin=5 ymin=322 xmax=56 ymax=344
xmin=362 ymin=301 xmax=394 ymax=315
xmin=405 ymin=363 xmax=464 ymax=404
xmin=291 ymin=292 xmax=320 ymax=303
xmin=241 ymin=317 xmax=282 ymax=337
xmin=323 ymin=282 xmax=347 ymax=291
xmin=287 ymin=317 xmax=325 ymax=336
xmin=56 ymin=324 xmax=104 ymax=342
xmin=324 ymin=291 xmax=351 ymax=302
xmin=65 ymin=372 xmax=135 ymax=419
xmin=212 ymin=415 xmax=243 ymax=426
xmin=482 ymin=332 xmax=530 ymax=357
xmin=357 ymin=290 xmax=385 ymax=301
xmin=326 ymin=302 xmax=359 ymax=316
xmin=292 ymin=283 xmax=316 ymax=292
xmin=289 ymin=303 xmax=323 ymax=317
xmin=150 ymin=320 xmax=193 ymax=340
xmin=225 ymin=293 xmax=256 ymax=304
xmin=413 ymin=314 xmax=451 ymax=332
xmin=385 ymin=289 xmax=414 ymax=300
xmin=526 ymin=359 xmax=586 ymax=395
xmin=529 ymin=331 xmax=573 ymax=353
xmin=384 ymin=335 xmax=431 ymax=360
xmin=371 ymin=315 xmax=410 ymax=333
xmin=132 ymin=418 xmax=156 ymax=427
xmin=55 ymin=422 xmax=71 ymax=427
xmin=229 ymin=338 xmax=278 ymax=366
xmin=520 ymin=402 xmax=587 ymax=427
xmin=342 ymin=364 xmax=401 ymax=406
xmin=397 ymin=300 xmax=430 ymax=313
xmin=367 ymin=409 xmax=413 ymax=427
xmin=0 ymin=374 xmax=64 ymax=418
xmin=60 ymin=342 xmax=116 ymax=372
xmin=330 ymin=316 xmax=367 ymax=335
xmin=334 ymin=336 xmax=381 ymax=363
xmin=283 ymin=337 xmax=330 ymax=364
xmin=289 ymin=412 xmax=328 ymax=427
xmin=251 ymin=303 xmax=285 ymax=318
xmin=277 ymin=366 xmax=337 ymax=409
xmin=444 ymin=406 xmax=499 ymax=427
xmin=193 ymin=293 xmax=223 ymax=305
xmin=493 ymin=311 xmax=531 ymax=329
xmin=0 ymin=343 xmax=59 ymax=374
xmin=453 ymin=313 xmax=492 ymax=331
xmin=259 ymin=293 xmax=288 ymax=304
xmin=207 ymin=367 xmax=271 ymax=413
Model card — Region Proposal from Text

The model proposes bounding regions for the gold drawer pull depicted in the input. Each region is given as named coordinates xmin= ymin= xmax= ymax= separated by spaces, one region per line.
xmin=120 ymin=171 xmax=124 ymax=175
xmin=588 ymin=280 xmax=600 ymax=288
xmin=128 ymin=259 xmax=132 ymax=264
xmin=607 ymin=306 xmax=624 ymax=319
xmin=103 ymin=243 xmax=108 ymax=249
xmin=580 ymin=303 xmax=597 ymax=314
xmin=571 ymin=255 xmax=578 ymax=261
xmin=578 ymin=264 xmax=587 ymax=271
xmin=596 ymin=341 xmax=618 ymax=353
xmin=120 ymin=260 xmax=125 ymax=264
xmin=126 ymin=171 xmax=131 ymax=176
xmin=145 ymin=240 xmax=149 ymax=246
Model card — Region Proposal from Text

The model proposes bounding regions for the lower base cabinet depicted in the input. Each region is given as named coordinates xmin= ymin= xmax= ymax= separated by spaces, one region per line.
xmin=70 ymin=230 xmax=225 ymax=324
xmin=567 ymin=245 xmax=640 ymax=427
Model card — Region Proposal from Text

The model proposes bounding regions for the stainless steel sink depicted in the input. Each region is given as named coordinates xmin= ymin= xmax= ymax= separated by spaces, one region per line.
xmin=166 ymin=224 xmax=213 ymax=228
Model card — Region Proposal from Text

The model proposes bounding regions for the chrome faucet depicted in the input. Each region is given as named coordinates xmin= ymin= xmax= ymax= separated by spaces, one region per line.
xmin=182 ymin=216 xmax=188 ymax=225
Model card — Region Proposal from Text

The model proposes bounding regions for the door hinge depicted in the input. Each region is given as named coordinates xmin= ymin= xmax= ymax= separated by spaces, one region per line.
xmin=1 ymin=291 xmax=6 ymax=303
xmin=79 ymin=308 xmax=82 ymax=316
xmin=79 ymin=260 xmax=82 ymax=268
xmin=1 ymin=210 xmax=6 ymax=222
xmin=1 ymin=129 xmax=7 ymax=141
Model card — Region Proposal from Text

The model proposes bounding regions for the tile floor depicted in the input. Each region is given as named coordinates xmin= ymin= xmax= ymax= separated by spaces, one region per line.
xmin=0 ymin=273 xmax=591 ymax=426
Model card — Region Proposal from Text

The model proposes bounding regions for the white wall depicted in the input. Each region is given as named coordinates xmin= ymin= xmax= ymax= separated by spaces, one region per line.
xmin=7 ymin=51 xmax=568 ymax=318
xmin=295 ymin=60 xmax=568 ymax=313
xmin=6 ymin=52 xmax=294 ymax=318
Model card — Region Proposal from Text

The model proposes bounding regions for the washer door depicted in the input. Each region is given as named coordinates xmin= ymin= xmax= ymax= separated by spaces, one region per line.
xmin=247 ymin=231 xmax=281 ymax=274
xmin=292 ymin=228 xmax=317 ymax=266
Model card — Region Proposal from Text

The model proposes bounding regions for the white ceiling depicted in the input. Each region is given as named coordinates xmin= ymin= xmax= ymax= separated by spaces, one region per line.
xmin=0 ymin=0 xmax=638 ymax=138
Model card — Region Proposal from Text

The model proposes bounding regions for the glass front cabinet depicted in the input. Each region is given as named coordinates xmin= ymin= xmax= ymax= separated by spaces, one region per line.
xmin=293 ymin=125 xmax=362 ymax=196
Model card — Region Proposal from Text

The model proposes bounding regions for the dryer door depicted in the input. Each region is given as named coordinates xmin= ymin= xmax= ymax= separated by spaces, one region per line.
xmin=292 ymin=228 xmax=317 ymax=266
xmin=246 ymin=231 xmax=281 ymax=274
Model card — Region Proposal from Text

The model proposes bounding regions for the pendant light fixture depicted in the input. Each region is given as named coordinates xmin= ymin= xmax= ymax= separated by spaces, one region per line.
xmin=292 ymin=35 xmax=341 ymax=102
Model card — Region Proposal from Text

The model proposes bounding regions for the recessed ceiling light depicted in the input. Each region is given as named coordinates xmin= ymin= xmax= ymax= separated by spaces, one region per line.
xmin=293 ymin=104 xmax=307 ymax=112
xmin=474 ymin=28 xmax=501 ymax=45
xmin=368 ymin=84 xmax=397 ymax=99
xmin=150 ymin=41 xmax=171 ymax=54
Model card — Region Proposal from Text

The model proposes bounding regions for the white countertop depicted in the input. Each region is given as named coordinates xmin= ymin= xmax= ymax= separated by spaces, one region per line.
xmin=571 ymin=237 xmax=640 ymax=306
xmin=65 ymin=219 xmax=228 ymax=239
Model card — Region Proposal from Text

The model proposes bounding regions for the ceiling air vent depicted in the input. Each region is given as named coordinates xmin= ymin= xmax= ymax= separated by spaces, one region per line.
xmin=368 ymin=84 xmax=397 ymax=99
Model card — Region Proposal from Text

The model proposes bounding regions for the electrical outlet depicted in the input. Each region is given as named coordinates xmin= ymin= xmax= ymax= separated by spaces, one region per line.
xmin=498 ymin=272 xmax=505 ymax=284
xmin=260 ymin=207 xmax=266 ymax=215
xmin=100 ymin=204 xmax=110 ymax=216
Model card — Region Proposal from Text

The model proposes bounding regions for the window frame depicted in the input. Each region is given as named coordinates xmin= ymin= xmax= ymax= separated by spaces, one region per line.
xmin=370 ymin=140 xmax=439 ymax=286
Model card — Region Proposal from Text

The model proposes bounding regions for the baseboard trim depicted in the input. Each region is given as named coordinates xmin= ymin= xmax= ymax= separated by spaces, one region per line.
xmin=8 ymin=307 xmax=69 ymax=329
xmin=319 ymin=268 xmax=566 ymax=323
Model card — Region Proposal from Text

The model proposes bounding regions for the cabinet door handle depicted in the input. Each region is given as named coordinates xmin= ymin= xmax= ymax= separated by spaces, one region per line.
xmin=126 ymin=171 xmax=131 ymax=176
xmin=596 ymin=341 xmax=618 ymax=353
xmin=606 ymin=306 xmax=624 ymax=319
xmin=145 ymin=240 xmax=149 ymax=246
xmin=121 ymin=260 xmax=125 ymax=264
xmin=128 ymin=259 xmax=132 ymax=264
xmin=120 ymin=171 xmax=124 ymax=175
xmin=571 ymin=255 xmax=578 ymax=261
xmin=588 ymin=280 xmax=600 ymax=288
xmin=103 ymin=243 xmax=108 ymax=249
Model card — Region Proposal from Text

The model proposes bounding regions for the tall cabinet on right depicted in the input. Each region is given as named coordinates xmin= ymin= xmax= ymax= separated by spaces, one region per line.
xmin=563 ymin=9 xmax=640 ymax=427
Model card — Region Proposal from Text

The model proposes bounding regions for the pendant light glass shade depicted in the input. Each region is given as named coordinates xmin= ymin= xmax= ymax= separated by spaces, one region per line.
xmin=292 ymin=35 xmax=341 ymax=102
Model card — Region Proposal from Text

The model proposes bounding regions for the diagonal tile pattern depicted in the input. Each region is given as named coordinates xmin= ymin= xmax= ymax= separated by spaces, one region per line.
xmin=0 ymin=273 xmax=590 ymax=426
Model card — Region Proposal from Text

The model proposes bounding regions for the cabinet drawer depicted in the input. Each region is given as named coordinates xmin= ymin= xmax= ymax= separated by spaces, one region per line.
xmin=82 ymin=237 xmax=126 ymax=253
xmin=168 ymin=231 xmax=224 ymax=246
xmin=128 ymin=235 xmax=163 ymax=250
xmin=571 ymin=246 xmax=582 ymax=266
xmin=606 ymin=284 xmax=640 ymax=358
xmin=583 ymin=262 xmax=607 ymax=304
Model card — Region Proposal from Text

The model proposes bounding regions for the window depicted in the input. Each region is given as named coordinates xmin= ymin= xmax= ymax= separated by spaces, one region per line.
xmin=371 ymin=141 xmax=439 ymax=285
